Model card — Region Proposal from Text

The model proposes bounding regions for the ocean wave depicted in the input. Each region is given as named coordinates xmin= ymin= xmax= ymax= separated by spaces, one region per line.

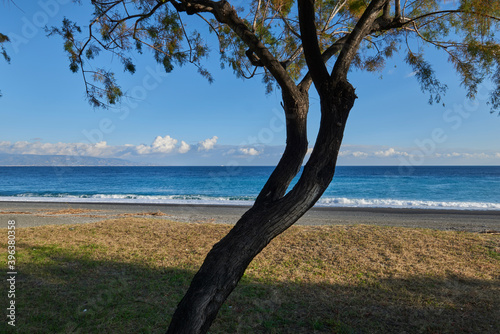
xmin=3 ymin=193 xmax=254 ymax=206
xmin=0 ymin=194 xmax=499 ymax=211
xmin=316 ymin=197 xmax=500 ymax=210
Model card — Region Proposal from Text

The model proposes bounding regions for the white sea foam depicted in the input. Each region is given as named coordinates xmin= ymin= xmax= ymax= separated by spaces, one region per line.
xmin=0 ymin=194 xmax=499 ymax=211
xmin=0 ymin=194 xmax=253 ymax=206
xmin=316 ymin=197 xmax=500 ymax=210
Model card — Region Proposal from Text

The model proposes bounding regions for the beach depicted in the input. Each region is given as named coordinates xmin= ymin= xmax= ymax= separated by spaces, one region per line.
xmin=3 ymin=201 xmax=500 ymax=333
xmin=1 ymin=201 xmax=499 ymax=232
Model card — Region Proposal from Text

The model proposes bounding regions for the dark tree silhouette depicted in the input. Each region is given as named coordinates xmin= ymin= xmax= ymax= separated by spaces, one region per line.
xmin=0 ymin=32 xmax=11 ymax=97
xmin=46 ymin=0 xmax=500 ymax=332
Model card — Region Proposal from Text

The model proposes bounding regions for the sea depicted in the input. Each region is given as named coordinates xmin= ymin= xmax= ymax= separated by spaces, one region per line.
xmin=0 ymin=166 xmax=499 ymax=211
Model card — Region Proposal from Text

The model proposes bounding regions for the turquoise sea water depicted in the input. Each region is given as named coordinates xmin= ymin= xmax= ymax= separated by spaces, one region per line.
xmin=0 ymin=166 xmax=499 ymax=210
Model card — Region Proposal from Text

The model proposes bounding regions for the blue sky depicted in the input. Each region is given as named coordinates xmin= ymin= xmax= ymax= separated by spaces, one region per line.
xmin=0 ymin=1 xmax=499 ymax=166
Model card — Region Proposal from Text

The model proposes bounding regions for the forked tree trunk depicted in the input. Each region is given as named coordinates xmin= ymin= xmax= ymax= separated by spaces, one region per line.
xmin=166 ymin=81 xmax=356 ymax=334
xmin=255 ymin=90 xmax=309 ymax=203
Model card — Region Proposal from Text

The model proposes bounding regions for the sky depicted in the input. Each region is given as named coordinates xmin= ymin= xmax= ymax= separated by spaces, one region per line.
xmin=0 ymin=1 xmax=499 ymax=166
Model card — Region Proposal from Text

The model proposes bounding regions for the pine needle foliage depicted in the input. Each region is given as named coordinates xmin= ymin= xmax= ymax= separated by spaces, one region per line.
xmin=46 ymin=1 xmax=498 ymax=108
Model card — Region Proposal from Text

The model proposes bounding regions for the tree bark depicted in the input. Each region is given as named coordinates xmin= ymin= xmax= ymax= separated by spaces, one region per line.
xmin=255 ymin=89 xmax=309 ymax=204
xmin=166 ymin=1 xmax=379 ymax=332
xmin=166 ymin=80 xmax=356 ymax=334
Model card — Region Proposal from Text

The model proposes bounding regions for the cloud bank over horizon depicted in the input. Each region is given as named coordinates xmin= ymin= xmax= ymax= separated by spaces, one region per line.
xmin=0 ymin=139 xmax=499 ymax=166
xmin=0 ymin=134 xmax=214 ymax=158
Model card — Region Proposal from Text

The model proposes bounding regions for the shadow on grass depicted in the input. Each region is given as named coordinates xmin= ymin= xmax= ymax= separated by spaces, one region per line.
xmin=7 ymin=243 xmax=500 ymax=334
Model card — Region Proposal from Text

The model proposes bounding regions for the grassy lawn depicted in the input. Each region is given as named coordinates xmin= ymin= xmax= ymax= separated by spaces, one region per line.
xmin=2 ymin=218 xmax=499 ymax=333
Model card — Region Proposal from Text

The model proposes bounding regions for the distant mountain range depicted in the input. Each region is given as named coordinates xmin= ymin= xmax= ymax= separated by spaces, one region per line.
xmin=0 ymin=154 xmax=149 ymax=166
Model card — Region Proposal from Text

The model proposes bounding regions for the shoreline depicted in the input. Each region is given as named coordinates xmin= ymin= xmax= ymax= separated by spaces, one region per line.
xmin=1 ymin=200 xmax=500 ymax=232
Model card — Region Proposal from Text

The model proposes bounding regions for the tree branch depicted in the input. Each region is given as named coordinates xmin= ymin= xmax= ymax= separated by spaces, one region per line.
xmin=297 ymin=0 xmax=330 ymax=94
xmin=404 ymin=9 xmax=500 ymax=25
xmin=332 ymin=0 xmax=389 ymax=80
xmin=196 ymin=13 xmax=223 ymax=49
xmin=395 ymin=0 xmax=401 ymax=19
xmin=279 ymin=11 xmax=301 ymax=39
xmin=251 ymin=0 xmax=262 ymax=32
xmin=298 ymin=36 xmax=348 ymax=91
xmin=321 ymin=0 xmax=347 ymax=33
xmin=297 ymin=0 xmax=417 ymax=91
xmin=171 ymin=0 xmax=302 ymax=99
xmin=410 ymin=22 xmax=463 ymax=64
xmin=383 ymin=1 xmax=390 ymax=20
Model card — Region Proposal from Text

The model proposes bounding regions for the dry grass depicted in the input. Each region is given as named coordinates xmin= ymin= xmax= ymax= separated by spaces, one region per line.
xmin=1 ymin=208 xmax=172 ymax=218
xmin=0 ymin=208 xmax=104 ymax=216
xmin=4 ymin=218 xmax=499 ymax=333
xmin=116 ymin=211 xmax=170 ymax=217
xmin=41 ymin=208 xmax=102 ymax=215
xmin=0 ymin=211 xmax=33 ymax=215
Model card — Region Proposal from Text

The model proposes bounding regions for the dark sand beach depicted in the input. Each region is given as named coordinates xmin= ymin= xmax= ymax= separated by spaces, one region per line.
xmin=1 ymin=201 xmax=499 ymax=232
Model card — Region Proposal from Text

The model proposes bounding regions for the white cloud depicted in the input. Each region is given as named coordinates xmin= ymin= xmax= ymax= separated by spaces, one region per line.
xmin=178 ymin=141 xmax=191 ymax=154
xmin=135 ymin=144 xmax=151 ymax=155
xmin=136 ymin=135 xmax=179 ymax=155
xmin=0 ymin=140 xmax=116 ymax=157
xmin=444 ymin=152 xmax=491 ymax=159
xmin=1 ymin=140 xmax=499 ymax=166
xmin=198 ymin=136 xmax=218 ymax=151
xmin=84 ymin=141 xmax=109 ymax=156
xmin=95 ymin=141 xmax=107 ymax=149
xmin=374 ymin=148 xmax=408 ymax=157
xmin=337 ymin=145 xmax=500 ymax=164
xmin=306 ymin=147 xmax=313 ymax=155
xmin=352 ymin=151 xmax=369 ymax=158
xmin=339 ymin=150 xmax=369 ymax=158
xmin=0 ymin=136 xmax=204 ymax=158
xmin=151 ymin=135 xmax=178 ymax=153
xmin=405 ymin=70 xmax=419 ymax=78
xmin=239 ymin=148 xmax=261 ymax=156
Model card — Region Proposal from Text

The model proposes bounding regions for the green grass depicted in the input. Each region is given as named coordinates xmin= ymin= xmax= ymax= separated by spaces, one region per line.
xmin=1 ymin=218 xmax=499 ymax=333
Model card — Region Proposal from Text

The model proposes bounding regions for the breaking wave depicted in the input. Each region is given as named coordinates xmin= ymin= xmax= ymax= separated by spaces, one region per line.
xmin=1 ymin=193 xmax=499 ymax=210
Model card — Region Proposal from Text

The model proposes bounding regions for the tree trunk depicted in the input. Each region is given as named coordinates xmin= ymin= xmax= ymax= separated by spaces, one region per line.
xmin=166 ymin=81 xmax=355 ymax=334
xmin=255 ymin=89 xmax=309 ymax=203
